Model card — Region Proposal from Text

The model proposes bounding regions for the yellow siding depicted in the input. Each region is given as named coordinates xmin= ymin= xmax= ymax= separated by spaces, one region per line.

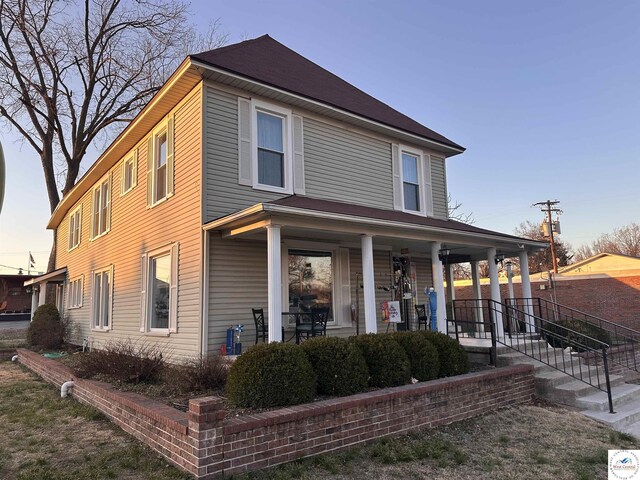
xmin=56 ymin=84 xmax=203 ymax=361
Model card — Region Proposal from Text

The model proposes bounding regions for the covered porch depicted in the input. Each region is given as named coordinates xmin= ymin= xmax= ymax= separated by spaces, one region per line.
xmin=203 ymin=196 xmax=545 ymax=352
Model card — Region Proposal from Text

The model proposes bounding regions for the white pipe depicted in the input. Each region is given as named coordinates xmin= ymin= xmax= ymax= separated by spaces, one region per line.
xmin=61 ymin=381 xmax=75 ymax=398
xmin=11 ymin=355 xmax=18 ymax=362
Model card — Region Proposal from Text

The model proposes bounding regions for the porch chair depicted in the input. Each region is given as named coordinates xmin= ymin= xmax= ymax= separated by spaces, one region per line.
xmin=295 ymin=306 xmax=330 ymax=344
xmin=415 ymin=304 xmax=429 ymax=331
xmin=252 ymin=308 xmax=285 ymax=344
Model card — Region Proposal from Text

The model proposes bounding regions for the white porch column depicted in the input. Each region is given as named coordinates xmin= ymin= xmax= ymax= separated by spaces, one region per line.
xmin=361 ymin=234 xmax=377 ymax=333
xmin=470 ymin=261 xmax=484 ymax=334
xmin=430 ymin=242 xmax=447 ymax=334
xmin=38 ymin=281 xmax=47 ymax=307
xmin=266 ymin=225 xmax=283 ymax=342
xmin=487 ymin=248 xmax=504 ymax=337
xmin=519 ymin=251 xmax=535 ymax=333
xmin=30 ymin=286 xmax=39 ymax=321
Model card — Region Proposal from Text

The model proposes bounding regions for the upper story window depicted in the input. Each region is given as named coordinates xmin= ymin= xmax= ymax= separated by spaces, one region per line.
xmin=121 ymin=151 xmax=137 ymax=196
xmin=91 ymin=175 xmax=111 ymax=239
xmin=238 ymin=98 xmax=305 ymax=195
xmin=68 ymin=206 xmax=82 ymax=250
xmin=257 ymin=111 xmax=285 ymax=188
xmin=146 ymin=116 xmax=175 ymax=207
xmin=402 ymin=152 xmax=420 ymax=212
xmin=393 ymin=144 xmax=434 ymax=217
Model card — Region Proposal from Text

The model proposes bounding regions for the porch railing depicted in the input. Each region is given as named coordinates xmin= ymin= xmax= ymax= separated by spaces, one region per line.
xmin=506 ymin=297 xmax=640 ymax=374
xmin=450 ymin=299 xmax=615 ymax=413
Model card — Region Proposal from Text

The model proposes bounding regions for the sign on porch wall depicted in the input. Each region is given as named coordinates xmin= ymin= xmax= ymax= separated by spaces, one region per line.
xmin=382 ymin=300 xmax=401 ymax=323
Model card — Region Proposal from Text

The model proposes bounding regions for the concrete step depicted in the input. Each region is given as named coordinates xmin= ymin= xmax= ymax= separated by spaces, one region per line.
xmin=497 ymin=352 xmax=584 ymax=373
xmin=583 ymin=400 xmax=640 ymax=431
xmin=620 ymin=420 xmax=640 ymax=439
xmin=549 ymin=375 xmax=626 ymax=405
xmin=576 ymin=384 xmax=640 ymax=412
xmin=495 ymin=340 xmax=547 ymax=355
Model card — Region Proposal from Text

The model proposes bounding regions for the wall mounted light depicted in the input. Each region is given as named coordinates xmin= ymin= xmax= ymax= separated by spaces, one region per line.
xmin=494 ymin=253 xmax=505 ymax=265
xmin=438 ymin=248 xmax=451 ymax=262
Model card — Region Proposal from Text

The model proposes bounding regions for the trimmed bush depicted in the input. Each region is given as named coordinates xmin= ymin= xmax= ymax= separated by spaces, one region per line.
xmin=72 ymin=340 xmax=167 ymax=383
xmin=544 ymin=319 xmax=611 ymax=352
xmin=392 ymin=332 xmax=440 ymax=381
xmin=301 ymin=337 xmax=369 ymax=396
xmin=349 ymin=334 xmax=411 ymax=388
xmin=226 ymin=343 xmax=316 ymax=408
xmin=418 ymin=331 xmax=469 ymax=378
xmin=27 ymin=304 xmax=64 ymax=349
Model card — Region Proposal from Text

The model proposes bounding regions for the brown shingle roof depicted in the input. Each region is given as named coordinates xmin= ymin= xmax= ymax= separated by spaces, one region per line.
xmin=270 ymin=195 xmax=534 ymax=243
xmin=191 ymin=35 xmax=464 ymax=151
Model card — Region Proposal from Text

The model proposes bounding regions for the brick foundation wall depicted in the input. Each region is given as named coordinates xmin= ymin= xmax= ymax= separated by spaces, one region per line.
xmin=15 ymin=348 xmax=534 ymax=479
xmin=455 ymin=275 xmax=640 ymax=330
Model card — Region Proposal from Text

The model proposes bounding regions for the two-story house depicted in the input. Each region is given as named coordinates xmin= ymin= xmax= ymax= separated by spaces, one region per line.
xmin=27 ymin=35 xmax=545 ymax=359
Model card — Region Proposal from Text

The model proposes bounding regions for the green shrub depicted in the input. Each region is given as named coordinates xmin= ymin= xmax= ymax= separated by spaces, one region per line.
xmin=171 ymin=355 xmax=229 ymax=393
xmin=226 ymin=343 xmax=316 ymax=408
xmin=392 ymin=332 xmax=440 ymax=381
xmin=349 ymin=334 xmax=411 ymax=388
xmin=72 ymin=340 xmax=167 ymax=383
xmin=301 ymin=337 xmax=369 ymax=396
xmin=418 ymin=331 xmax=469 ymax=378
xmin=27 ymin=304 xmax=64 ymax=349
xmin=544 ymin=319 xmax=610 ymax=352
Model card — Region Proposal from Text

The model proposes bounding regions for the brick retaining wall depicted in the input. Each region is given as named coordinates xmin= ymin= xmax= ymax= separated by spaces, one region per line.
xmin=15 ymin=348 xmax=534 ymax=479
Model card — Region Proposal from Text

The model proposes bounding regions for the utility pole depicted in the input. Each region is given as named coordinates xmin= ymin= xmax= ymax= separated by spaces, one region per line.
xmin=533 ymin=200 xmax=562 ymax=273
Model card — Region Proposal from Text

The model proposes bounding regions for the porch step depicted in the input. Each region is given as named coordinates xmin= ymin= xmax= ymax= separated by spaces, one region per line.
xmin=548 ymin=375 xmax=625 ymax=405
xmin=496 ymin=351 xmax=584 ymax=373
xmin=583 ymin=401 xmax=640 ymax=431
xmin=576 ymin=384 xmax=640 ymax=412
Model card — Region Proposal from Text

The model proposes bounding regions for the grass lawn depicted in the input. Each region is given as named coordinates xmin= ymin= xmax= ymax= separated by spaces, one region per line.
xmin=0 ymin=362 xmax=191 ymax=480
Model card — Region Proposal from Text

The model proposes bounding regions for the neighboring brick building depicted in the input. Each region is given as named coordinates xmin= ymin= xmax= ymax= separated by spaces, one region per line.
xmin=0 ymin=274 xmax=36 ymax=318
xmin=453 ymin=253 xmax=640 ymax=330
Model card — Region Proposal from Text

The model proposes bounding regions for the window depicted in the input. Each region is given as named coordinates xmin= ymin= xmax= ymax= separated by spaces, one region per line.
xmin=68 ymin=206 xmax=82 ymax=250
xmin=238 ymin=98 xmax=302 ymax=194
xmin=91 ymin=175 xmax=111 ymax=239
xmin=91 ymin=266 xmax=112 ymax=330
xmin=393 ymin=145 xmax=433 ymax=217
xmin=141 ymin=243 xmax=178 ymax=333
xmin=257 ymin=111 xmax=285 ymax=188
xmin=68 ymin=276 xmax=83 ymax=309
xmin=402 ymin=152 xmax=420 ymax=212
xmin=121 ymin=152 xmax=137 ymax=195
xmin=147 ymin=117 xmax=174 ymax=207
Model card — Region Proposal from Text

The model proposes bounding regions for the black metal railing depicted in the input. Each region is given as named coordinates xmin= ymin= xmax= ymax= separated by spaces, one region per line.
xmin=450 ymin=298 xmax=615 ymax=413
xmin=507 ymin=297 xmax=640 ymax=374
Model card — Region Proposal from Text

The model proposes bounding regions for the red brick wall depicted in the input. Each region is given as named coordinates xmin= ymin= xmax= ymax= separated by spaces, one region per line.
xmin=16 ymin=348 xmax=534 ymax=479
xmin=454 ymin=275 xmax=640 ymax=330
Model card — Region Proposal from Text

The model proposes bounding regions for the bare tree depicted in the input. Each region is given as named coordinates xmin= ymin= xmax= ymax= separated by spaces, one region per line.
xmin=574 ymin=222 xmax=640 ymax=261
xmin=447 ymin=193 xmax=474 ymax=225
xmin=0 ymin=0 xmax=227 ymax=270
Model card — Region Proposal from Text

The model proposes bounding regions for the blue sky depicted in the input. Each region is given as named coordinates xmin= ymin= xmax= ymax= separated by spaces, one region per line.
xmin=1 ymin=0 xmax=639 ymax=273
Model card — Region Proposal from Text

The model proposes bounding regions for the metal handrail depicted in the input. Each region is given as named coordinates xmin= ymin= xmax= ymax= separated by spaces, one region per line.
xmin=506 ymin=297 xmax=640 ymax=373
xmin=450 ymin=299 xmax=615 ymax=413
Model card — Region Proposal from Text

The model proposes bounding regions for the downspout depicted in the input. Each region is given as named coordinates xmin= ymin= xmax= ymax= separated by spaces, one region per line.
xmin=11 ymin=355 xmax=18 ymax=362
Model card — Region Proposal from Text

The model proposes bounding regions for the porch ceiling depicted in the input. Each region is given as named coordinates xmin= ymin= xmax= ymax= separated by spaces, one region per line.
xmin=203 ymin=198 xmax=546 ymax=261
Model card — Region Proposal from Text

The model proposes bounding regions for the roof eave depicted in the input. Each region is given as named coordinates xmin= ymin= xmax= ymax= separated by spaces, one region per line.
xmin=190 ymin=58 xmax=465 ymax=156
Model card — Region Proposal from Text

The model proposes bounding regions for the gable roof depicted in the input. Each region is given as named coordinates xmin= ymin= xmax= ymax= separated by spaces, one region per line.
xmin=558 ymin=252 xmax=640 ymax=274
xmin=191 ymin=35 xmax=464 ymax=152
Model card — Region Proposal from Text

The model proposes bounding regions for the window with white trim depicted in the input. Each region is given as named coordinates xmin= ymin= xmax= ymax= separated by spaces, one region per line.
xmin=68 ymin=276 xmax=83 ymax=309
xmin=91 ymin=175 xmax=111 ymax=239
xmin=67 ymin=206 xmax=82 ymax=250
xmin=141 ymin=243 xmax=178 ymax=333
xmin=147 ymin=117 xmax=174 ymax=207
xmin=91 ymin=266 xmax=112 ymax=330
xmin=402 ymin=152 xmax=421 ymax=212
xmin=121 ymin=152 xmax=137 ymax=195
xmin=238 ymin=98 xmax=306 ymax=195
